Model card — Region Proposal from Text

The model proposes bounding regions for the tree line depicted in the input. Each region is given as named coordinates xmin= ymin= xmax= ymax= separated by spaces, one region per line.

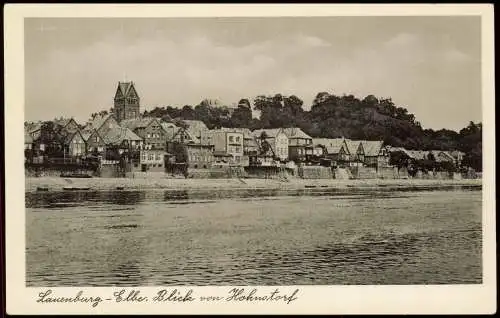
xmin=142 ymin=92 xmax=481 ymax=170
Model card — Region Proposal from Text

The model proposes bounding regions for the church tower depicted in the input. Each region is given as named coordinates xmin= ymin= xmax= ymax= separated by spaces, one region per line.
xmin=113 ymin=81 xmax=140 ymax=122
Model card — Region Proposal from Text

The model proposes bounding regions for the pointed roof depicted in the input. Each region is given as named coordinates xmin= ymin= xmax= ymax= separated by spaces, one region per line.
xmin=252 ymin=128 xmax=285 ymax=139
xmin=182 ymin=120 xmax=208 ymax=131
xmin=80 ymin=130 xmax=94 ymax=142
xmin=406 ymin=150 xmax=429 ymax=160
xmin=25 ymin=122 xmax=42 ymax=134
xmin=360 ymin=140 xmax=384 ymax=157
xmin=312 ymin=138 xmax=346 ymax=154
xmin=118 ymin=82 xmax=132 ymax=96
xmin=430 ymin=150 xmax=455 ymax=162
xmin=281 ymin=127 xmax=312 ymax=140
xmin=120 ymin=117 xmax=159 ymax=131
xmin=62 ymin=130 xmax=85 ymax=145
xmin=102 ymin=127 xmax=142 ymax=146
xmin=217 ymin=127 xmax=253 ymax=139
xmin=53 ymin=118 xmax=72 ymax=128
xmin=115 ymin=81 xmax=139 ymax=99
xmin=84 ymin=114 xmax=115 ymax=132
xmin=344 ymin=139 xmax=363 ymax=154
xmin=161 ymin=122 xmax=180 ymax=138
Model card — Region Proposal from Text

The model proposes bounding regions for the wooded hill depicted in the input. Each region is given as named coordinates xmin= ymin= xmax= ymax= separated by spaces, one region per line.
xmin=138 ymin=92 xmax=482 ymax=171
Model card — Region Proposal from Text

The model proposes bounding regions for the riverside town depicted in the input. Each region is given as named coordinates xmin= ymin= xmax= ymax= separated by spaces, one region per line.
xmin=24 ymin=81 xmax=482 ymax=183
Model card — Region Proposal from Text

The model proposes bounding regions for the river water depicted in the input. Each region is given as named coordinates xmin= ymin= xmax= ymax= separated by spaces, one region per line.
xmin=26 ymin=185 xmax=482 ymax=286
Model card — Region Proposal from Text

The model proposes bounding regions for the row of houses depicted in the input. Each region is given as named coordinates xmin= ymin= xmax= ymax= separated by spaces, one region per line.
xmin=386 ymin=146 xmax=465 ymax=167
xmin=24 ymin=113 xmax=465 ymax=173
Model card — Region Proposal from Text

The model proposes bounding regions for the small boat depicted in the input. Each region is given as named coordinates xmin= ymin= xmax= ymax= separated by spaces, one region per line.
xmin=36 ymin=186 xmax=49 ymax=192
xmin=320 ymin=185 xmax=329 ymax=188
xmin=63 ymin=186 xmax=91 ymax=191
xmin=60 ymin=172 xmax=93 ymax=178
xmin=305 ymin=185 xmax=317 ymax=188
xmin=116 ymin=186 xmax=124 ymax=190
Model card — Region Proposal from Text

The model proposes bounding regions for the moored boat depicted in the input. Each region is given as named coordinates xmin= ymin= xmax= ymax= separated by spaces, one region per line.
xmin=63 ymin=186 xmax=91 ymax=191
xmin=60 ymin=172 xmax=93 ymax=178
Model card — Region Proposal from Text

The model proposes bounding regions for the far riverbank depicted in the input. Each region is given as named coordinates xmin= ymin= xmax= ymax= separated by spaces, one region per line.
xmin=25 ymin=177 xmax=482 ymax=193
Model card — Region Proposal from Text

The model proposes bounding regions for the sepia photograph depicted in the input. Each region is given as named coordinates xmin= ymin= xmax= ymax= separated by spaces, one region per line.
xmin=5 ymin=3 xmax=495 ymax=315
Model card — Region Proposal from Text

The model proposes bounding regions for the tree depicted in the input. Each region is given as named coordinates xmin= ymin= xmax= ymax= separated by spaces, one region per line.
xmin=231 ymin=105 xmax=252 ymax=128
xmin=238 ymin=98 xmax=251 ymax=109
xmin=258 ymin=131 xmax=272 ymax=156
xmin=389 ymin=150 xmax=410 ymax=168
xmin=180 ymin=105 xmax=195 ymax=120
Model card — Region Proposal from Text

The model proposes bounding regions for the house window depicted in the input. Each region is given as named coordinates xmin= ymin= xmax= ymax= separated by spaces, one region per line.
xmin=229 ymin=136 xmax=234 ymax=142
xmin=235 ymin=146 xmax=241 ymax=153
xmin=147 ymin=133 xmax=151 ymax=138
xmin=235 ymin=136 xmax=240 ymax=142
xmin=148 ymin=153 xmax=154 ymax=160
xmin=155 ymin=154 xmax=161 ymax=160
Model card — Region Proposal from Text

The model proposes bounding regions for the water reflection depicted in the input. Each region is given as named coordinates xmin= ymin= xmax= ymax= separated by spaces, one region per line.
xmin=26 ymin=187 xmax=482 ymax=286
xmin=26 ymin=191 xmax=147 ymax=209
xmin=26 ymin=185 xmax=481 ymax=209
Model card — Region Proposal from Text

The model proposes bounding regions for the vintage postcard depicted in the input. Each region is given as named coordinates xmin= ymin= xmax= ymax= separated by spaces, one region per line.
xmin=4 ymin=3 xmax=496 ymax=315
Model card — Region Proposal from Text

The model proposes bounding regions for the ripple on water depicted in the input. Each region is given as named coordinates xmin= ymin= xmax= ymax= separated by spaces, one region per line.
xmin=26 ymin=188 xmax=482 ymax=286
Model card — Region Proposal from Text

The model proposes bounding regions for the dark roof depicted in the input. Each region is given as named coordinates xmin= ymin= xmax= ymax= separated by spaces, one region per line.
xmin=102 ymin=127 xmax=142 ymax=145
xmin=120 ymin=117 xmax=158 ymax=130
xmin=344 ymin=139 xmax=363 ymax=154
xmin=118 ymin=82 xmax=131 ymax=96
xmin=252 ymin=128 xmax=284 ymax=139
xmin=62 ymin=130 xmax=85 ymax=145
xmin=213 ymin=151 xmax=233 ymax=157
xmin=282 ymin=127 xmax=312 ymax=140
xmin=313 ymin=138 xmax=346 ymax=154
xmin=360 ymin=140 xmax=384 ymax=157
xmin=85 ymin=114 xmax=116 ymax=131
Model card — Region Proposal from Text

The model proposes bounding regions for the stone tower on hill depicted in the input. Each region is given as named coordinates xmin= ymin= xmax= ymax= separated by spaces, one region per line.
xmin=113 ymin=81 xmax=140 ymax=122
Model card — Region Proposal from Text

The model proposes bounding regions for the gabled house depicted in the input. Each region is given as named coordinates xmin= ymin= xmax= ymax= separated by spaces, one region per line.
xmin=281 ymin=127 xmax=313 ymax=162
xmin=171 ymin=120 xmax=212 ymax=145
xmin=252 ymin=128 xmax=289 ymax=161
xmin=53 ymin=117 xmax=79 ymax=135
xmin=218 ymin=127 xmax=258 ymax=156
xmin=166 ymin=120 xmax=214 ymax=169
xmin=85 ymin=129 xmax=107 ymax=155
xmin=61 ymin=129 xmax=86 ymax=157
xmin=344 ymin=139 xmax=365 ymax=166
xmin=210 ymin=130 xmax=247 ymax=166
xmin=161 ymin=122 xmax=180 ymax=141
xmin=120 ymin=117 xmax=167 ymax=150
xmin=102 ymin=127 xmax=143 ymax=150
xmin=406 ymin=150 xmax=429 ymax=161
xmin=25 ymin=122 xmax=43 ymax=151
xmin=429 ymin=150 xmax=456 ymax=163
xmin=83 ymin=114 xmax=120 ymax=137
xmin=33 ymin=121 xmax=67 ymax=156
xmin=312 ymin=138 xmax=350 ymax=163
xmin=360 ymin=140 xmax=389 ymax=168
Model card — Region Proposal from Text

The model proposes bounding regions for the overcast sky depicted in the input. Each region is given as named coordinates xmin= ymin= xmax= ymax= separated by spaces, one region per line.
xmin=25 ymin=17 xmax=481 ymax=131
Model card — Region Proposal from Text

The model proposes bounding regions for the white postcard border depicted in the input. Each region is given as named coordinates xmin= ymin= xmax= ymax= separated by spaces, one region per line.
xmin=4 ymin=4 xmax=496 ymax=315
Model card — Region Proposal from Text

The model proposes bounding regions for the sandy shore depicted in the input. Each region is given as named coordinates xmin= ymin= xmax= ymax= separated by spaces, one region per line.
xmin=25 ymin=176 xmax=482 ymax=193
